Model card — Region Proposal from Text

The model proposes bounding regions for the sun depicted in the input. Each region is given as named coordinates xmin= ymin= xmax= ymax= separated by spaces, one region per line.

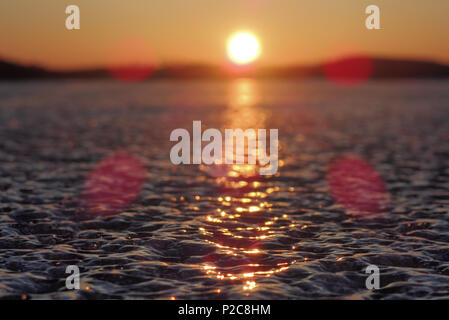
xmin=227 ymin=32 xmax=260 ymax=65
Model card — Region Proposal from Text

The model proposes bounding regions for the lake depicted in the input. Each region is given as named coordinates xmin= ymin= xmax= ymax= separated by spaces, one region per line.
xmin=0 ymin=79 xmax=448 ymax=299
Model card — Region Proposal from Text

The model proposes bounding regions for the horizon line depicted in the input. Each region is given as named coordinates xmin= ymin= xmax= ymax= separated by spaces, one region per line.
xmin=1 ymin=53 xmax=449 ymax=73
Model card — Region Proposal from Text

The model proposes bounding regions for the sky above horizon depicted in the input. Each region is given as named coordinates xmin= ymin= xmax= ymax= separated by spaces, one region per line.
xmin=1 ymin=0 xmax=448 ymax=70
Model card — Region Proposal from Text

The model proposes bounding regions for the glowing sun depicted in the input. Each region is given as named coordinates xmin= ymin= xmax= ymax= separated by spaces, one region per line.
xmin=227 ymin=32 xmax=260 ymax=65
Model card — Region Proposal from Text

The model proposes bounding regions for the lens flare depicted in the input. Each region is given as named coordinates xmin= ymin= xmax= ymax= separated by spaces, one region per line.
xmin=327 ymin=156 xmax=389 ymax=215
xmin=107 ymin=38 xmax=156 ymax=82
xmin=323 ymin=56 xmax=373 ymax=86
xmin=82 ymin=151 xmax=146 ymax=215
xmin=322 ymin=46 xmax=373 ymax=86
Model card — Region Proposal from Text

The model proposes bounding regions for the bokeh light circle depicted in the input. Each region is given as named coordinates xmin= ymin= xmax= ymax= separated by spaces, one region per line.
xmin=322 ymin=46 xmax=373 ymax=86
xmin=327 ymin=156 xmax=389 ymax=215
xmin=106 ymin=38 xmax=156 ymax=82
xmin=82 ymin=151 xmax=146 ymax=215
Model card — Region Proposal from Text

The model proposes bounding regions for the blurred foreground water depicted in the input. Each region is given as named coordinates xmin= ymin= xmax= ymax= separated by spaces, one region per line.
xmin=0 ymin=79 xmax=448 ymax=299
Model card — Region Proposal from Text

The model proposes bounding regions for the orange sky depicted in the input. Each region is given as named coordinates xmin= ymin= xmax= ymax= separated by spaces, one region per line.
xmin=1 ymin=0 xmax=448 ymax=70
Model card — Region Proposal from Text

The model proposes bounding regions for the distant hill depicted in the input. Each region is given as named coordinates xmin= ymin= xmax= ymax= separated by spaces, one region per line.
xmin=0 ymin=60 xmax=51 ymax=79
xmin=369 ymin=58 xmax=449 ymax=78
xmin=1 ymin=57 xmax=448 ymax=80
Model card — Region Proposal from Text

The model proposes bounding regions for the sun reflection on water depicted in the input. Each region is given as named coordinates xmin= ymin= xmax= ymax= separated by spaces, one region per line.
xmin=198 ymin=79 xmax=295 ymax=293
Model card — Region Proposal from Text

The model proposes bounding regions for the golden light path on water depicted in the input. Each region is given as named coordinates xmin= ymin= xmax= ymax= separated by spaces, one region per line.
xmin=198 ymin=79 xmax=297 ymax=294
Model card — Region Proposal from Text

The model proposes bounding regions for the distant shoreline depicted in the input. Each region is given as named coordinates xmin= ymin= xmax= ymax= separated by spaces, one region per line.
xmin=1 ymin=56 xmax=449 ymax=80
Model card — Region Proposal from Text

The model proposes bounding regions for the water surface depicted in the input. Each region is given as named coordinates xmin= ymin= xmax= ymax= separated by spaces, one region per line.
xmin=0 ymin=79 xmax=448 ymax=299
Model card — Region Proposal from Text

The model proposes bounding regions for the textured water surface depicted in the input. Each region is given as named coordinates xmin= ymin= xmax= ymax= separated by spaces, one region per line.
xmin=0 ymin=79 xmax=448 ymax=299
